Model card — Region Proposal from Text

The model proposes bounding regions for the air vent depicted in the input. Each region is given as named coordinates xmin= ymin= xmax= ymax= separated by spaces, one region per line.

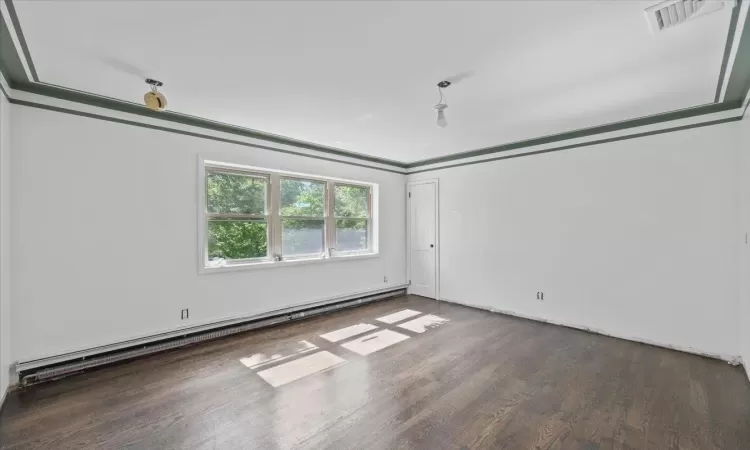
xmin=645 ymin=0 xmax=736 ymax=33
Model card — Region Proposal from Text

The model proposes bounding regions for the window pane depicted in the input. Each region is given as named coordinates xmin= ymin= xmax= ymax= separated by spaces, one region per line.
xmin=336 ymin=219 xmax=368 ymax=252
xmin=280 ymin=179 xmax=325 ymax=217
xmin=208 ymin=219 xmax=268 ymax=260
xmin=334 ymin=185 xmax=369 ymax=218
xmin=282 ymin=219 xmax=324 ymax=256
xmin=207 ymin=172 xmax=266 ymax=215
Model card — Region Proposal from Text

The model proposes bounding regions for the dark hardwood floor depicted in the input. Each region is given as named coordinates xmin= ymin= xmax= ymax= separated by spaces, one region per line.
xmin=1 ymin=295 xmax=749 ymax=449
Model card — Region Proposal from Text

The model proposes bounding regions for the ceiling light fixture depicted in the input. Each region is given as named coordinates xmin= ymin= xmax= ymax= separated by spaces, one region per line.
xmin=144 ymin=78 xmax=167 ymax=112
xmin=434 ymin=80 xmax=451 ymax=128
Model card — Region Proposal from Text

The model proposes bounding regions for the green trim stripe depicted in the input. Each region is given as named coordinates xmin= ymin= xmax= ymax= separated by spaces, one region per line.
xmin=407 ymin=2 xmax=749 ymax=168
xmin=8 ymin=98 xmax=407 ymax=175
xmin=724 ymin=0 xmax=750 ymax=106
xmin=12 ymin=80 xmax=740 ymax=172
xmin=404 ymin=102 xmax=738 ymax=168
xmin=4 ymin=0 xmax=36 ymax=81
xmin=0 ymin=1 xmax=406 ymax=170
xmin=1 ymin=1 xmax=749 ymax=173
xmin=12 ymin=96 xmax=740 ymax=178
xmin=408 ymin=117 xmax=742 ymax=175
xmin=11 ymin=80 xmax=407 ymax=168
xmin=0 ymin=10 xmax=27 ymax=84
xmin=714 ymin=0 xmax=742 ymax=102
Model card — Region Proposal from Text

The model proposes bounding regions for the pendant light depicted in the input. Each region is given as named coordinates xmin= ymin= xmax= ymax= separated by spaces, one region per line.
xmin=433 ymin=81 xmax=451 ymax=128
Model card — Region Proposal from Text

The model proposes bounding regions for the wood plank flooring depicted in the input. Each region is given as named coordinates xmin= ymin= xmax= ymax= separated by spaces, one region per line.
xmin=1 ymin=295 xmax=749 ymax=449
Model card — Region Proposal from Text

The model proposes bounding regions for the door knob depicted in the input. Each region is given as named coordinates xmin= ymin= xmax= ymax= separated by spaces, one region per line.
xmin=430 ymin=244 xmax=434 ymax=248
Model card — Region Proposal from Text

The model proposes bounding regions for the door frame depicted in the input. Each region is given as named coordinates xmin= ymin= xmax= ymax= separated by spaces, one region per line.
xmin=406 ymin=178 xmax=440 ymax=300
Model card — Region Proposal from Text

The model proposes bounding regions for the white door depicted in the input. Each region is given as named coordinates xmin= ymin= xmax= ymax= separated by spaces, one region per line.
xmin=408 ymin=181 xmax=437 ymax=299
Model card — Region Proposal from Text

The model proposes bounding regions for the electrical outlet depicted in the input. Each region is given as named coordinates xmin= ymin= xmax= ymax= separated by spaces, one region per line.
xmin=536 ymin=292 xmax=544 ymax=301
xmin=181 ymin=308 xmax=189 ymax=320
xmin=384 ymin=276 xmax=388 ymax=283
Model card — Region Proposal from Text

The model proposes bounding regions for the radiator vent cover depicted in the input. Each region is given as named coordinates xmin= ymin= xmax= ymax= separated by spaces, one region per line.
xmin=18 ymin=288 xmax=406 ymax=386
xmin=645 ymin=0 xmax=735 ymax=33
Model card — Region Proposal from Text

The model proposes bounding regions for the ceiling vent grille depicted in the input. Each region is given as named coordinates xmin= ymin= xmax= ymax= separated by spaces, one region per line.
xmin=645 ymin=0 xmax=736 ymax=33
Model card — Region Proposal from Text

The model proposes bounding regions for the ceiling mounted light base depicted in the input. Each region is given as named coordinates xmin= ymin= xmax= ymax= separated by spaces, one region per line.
xmin=144 ymin=78 xmax=167 ymax=112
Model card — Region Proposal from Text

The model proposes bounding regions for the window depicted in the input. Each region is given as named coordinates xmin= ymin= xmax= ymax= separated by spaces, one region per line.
xmin=334 ymin=184 xmax=371 ymax=252
xmin=280 ymin=178 xmax=326 ymax=258
xmin=206 ymin=170 xmax=269 ymax=263
xmin=201 ymin=161 xmax=376 ymax=271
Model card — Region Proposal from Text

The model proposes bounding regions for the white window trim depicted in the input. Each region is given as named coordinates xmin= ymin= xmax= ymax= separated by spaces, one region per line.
xmin=197 ymin=158 xmax=379 ymax=274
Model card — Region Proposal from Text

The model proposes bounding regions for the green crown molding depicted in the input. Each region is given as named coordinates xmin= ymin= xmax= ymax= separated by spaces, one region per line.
xmin=724 ymin=0 xmax=750 ymax=108
xmin=714 ymin=0 xmax=742 ymax=102
xmin=0 ymin=9 xmax=26 ymax=86
xmin=10 ymin=97 xmax=408 ymax=175
xmin=4 ymin=0 xmax=36 ymax=81
xmin=11 ymin=80 xmax=409 ymax=169
xmin=0 ymin=2 xmax=407 ymax=172
xmin=2 ymin=0 xmax=749 ymax=174
xmin=407 ymin=116 xmax=742 ymax=175
xmin=407 ymin=0 xmax=750 ymax=170
xmin=403 ymin=101 xmax=741 ymax=169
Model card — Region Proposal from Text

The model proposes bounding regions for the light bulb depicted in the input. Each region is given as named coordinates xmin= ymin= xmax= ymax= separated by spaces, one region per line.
xmin=436 ymin=110 xmax=447 ymax=128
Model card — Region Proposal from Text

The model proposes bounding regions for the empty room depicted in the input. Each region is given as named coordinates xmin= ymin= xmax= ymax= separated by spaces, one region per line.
xmin=0 ymin=0 xmax=749 ymax=448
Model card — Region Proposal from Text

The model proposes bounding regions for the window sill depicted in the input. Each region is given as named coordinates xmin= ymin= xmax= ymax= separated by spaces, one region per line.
xmin=199 ymin=253 xmax=379 ymax=274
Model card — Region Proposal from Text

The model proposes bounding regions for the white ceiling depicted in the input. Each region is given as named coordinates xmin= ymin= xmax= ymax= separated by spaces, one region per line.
xmin=15 ymin=0 xmax=733 ymax=163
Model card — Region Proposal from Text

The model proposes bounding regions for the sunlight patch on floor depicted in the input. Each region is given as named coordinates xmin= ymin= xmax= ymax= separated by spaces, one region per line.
xmin=340 ymin=329 xmax=410 ymax=356
xmin=375 ymin=309 xmax=422 ymax=324
xmin=397 ymin=315 xmax=449 ymax=334
xmin=239 ymin=340 xmax=319 ymax=370
xmin=256 ymin=351 xmax=346 ymax=388
xmin=240 ymin=308 xmax=450 ymax=388
xmin=319 ymin=323 xmax=379 ymax=343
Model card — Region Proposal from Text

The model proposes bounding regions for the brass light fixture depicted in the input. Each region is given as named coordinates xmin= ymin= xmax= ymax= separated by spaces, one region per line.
xmin=144 ymin=78 xmax=167 ymax=112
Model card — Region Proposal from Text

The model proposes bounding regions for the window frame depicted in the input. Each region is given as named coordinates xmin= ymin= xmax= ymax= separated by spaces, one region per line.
xmin=204 ymin=167 xmax=271 ymax=265
xmin=198 ymin=159 xmax=378 ymax=273
xmin=276 ymin=175 xmax=328 ymax=261
xmin=331 ymin=182 xmax=373 ymax=256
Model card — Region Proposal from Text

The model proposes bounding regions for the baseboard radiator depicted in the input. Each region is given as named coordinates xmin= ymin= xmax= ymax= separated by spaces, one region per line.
xmin=19 ymin=288 xmax=406 ymax=386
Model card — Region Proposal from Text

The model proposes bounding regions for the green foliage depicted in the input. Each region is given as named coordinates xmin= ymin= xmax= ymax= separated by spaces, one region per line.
xmin=281 ymin=179 xmax=324 ymax=217
xmin=205 ymin=172 xmax=371 ymax=260
xmin=336 ymin=219 xmax=368 ymax=251
xmin=334 ymin=186 xmax=369 ymax=250
xmin=334 ymin=185 xmax=368 ymax=219
xmin=206 ymin=172 xmax=267 ymax=260
xmin=207 ymin=172 xmax=266 ymax=215
xmin=208 ymin=220 xmax=267 ymax=259
xmin=280 ymin=179 xmax=325 ymax=255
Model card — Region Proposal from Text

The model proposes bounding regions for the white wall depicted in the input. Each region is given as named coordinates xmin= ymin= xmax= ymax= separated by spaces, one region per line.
xmin=8 ymin=97 xmax=749 ymax=375
xmin=0 ymin=92 xmax=11 ymax=395
xmin=10 ymin=105 xmax=406 ymax=362
xmin=410 ymin=121 xmax=744 ymax=360
xmin=739 ymin=114 xmax=750 ymax=379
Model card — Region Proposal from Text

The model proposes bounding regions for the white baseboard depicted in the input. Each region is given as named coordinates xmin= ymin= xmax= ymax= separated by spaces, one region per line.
xmin=441 ymin=297 xmax=742 ymax=365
